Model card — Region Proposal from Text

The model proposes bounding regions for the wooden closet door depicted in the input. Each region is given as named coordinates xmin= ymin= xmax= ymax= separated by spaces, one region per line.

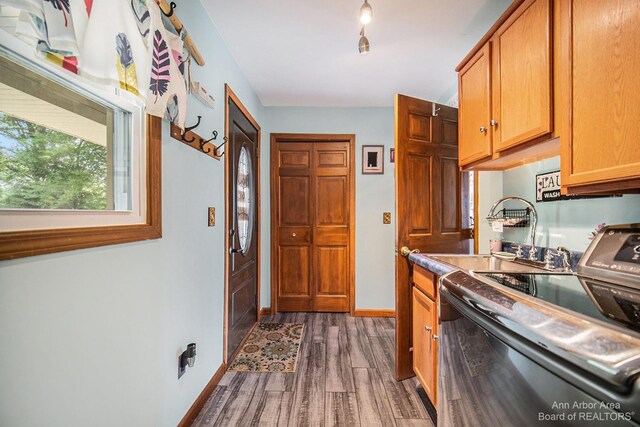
xmin=313 ymin=142 xmax=350 ymax=312
xmin=275 ymin=143 xmax=314 ymax=312
xmin=273 ymin=137 xmax=353 ymax=313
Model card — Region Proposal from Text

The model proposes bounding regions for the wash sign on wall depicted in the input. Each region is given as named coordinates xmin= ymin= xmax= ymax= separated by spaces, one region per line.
xmin=536 ymin=170 xmax=615 ymax=202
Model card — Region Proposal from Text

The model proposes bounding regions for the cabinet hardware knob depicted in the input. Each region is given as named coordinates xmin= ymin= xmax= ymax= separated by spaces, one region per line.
xmin=292 ymin=232 xmax=297 ymax=237
xmin=490 ymin=119 xmax=498 ymax=127
xmin=479 ymin=126 xmax=487 ymax=133
xmin=432 ymin=334 xmax=439 ymax=341
xmin=424 ymin=326 xmax=432 ymax=332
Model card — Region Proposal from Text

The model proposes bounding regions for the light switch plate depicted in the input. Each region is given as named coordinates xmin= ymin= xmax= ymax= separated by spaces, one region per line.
xmin=383 ymin=212 xmax=391 ymax=224
xmin=208 ymin=207 xmax=215 ymax=226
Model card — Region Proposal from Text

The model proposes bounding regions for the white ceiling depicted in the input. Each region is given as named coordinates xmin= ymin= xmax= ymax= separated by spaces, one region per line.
xmin=201 ymin=0 xmax=512 ymax=107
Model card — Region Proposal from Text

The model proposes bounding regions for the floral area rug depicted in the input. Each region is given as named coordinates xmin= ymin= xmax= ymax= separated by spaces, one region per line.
xmin=228 ymin=323 xmax=304 ymax=373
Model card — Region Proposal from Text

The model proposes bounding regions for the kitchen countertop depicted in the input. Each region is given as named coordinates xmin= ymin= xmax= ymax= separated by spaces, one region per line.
xmin=408 ymin=253 xmax=457 ymax=276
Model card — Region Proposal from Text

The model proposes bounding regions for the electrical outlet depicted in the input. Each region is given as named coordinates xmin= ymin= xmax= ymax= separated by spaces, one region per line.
xmin=208 ymin=207 xmax=215 ymax=226
xmin=383 ymin=212 xmax=391 ymax=224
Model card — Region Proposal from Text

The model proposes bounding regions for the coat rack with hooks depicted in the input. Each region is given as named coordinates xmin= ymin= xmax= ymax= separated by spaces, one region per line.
xmin=170 ymin=116 xmax=226 ymax=160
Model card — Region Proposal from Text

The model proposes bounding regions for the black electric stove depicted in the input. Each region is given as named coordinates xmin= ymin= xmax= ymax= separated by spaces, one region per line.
xmin=480 ymin=224 xmax=640 ymax=333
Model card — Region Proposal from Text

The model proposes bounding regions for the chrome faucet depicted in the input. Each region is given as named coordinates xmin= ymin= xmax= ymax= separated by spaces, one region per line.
xmin=543 ymin=246 xmax=572 ymax=272
xmin=544 ymin=249 xmax=555 ymax=270
xmin=555 ymin=246 xmax=572 ymax=272
xmin=511 ymin=244 xmax=524 ymax=258
xmin=488 ymin=196 xmax=538 ymax=261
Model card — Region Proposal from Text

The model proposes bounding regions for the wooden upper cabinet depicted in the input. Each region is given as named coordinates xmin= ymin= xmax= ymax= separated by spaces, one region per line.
xmin=558 ymin=0 xmax=640 ymax=192
xmin=457 ymin=0 xmax=558 ymax=170
xmin=458 ymin=44 xmax=492 ymax=165
xmin=492 ymin=0 xmax=552 ymax=152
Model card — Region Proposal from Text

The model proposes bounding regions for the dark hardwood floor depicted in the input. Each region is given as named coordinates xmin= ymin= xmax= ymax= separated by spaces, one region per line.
xmin=193 ymin=313 xmax=433 ymax=426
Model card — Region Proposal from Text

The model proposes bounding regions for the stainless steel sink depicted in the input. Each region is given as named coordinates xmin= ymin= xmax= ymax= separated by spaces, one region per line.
xmin=429 ymin=254 xmax=548 ymax=273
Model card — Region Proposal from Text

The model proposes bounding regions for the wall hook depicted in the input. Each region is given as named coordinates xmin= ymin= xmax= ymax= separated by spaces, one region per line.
xmin=201 ymin=130 xmax=218 ymax=144
xmin=199 ymin=140 xmax=212 ymax=154
xmin=214 ymin=137 xmax=228 ymax=157
xmin=181 ymin=115 xmax=202 ymax=143
xmin=161 ymin=1 xmax=177 ymax=17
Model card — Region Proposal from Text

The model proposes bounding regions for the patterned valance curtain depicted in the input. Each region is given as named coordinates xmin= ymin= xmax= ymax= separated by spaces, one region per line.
xmin=0 ymin=0 xmax=188 ymax=128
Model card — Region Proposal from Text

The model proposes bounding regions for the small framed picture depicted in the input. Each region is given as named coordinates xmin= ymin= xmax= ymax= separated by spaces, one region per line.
xmin=362 ymin=145 xmax=384 ymax=174
xmin=390 ymin=148 xmax=395 ymax=163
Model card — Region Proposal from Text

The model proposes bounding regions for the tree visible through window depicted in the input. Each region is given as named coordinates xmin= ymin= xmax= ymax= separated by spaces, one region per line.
xmin=0 ymin=112 xmax=108 ymax=210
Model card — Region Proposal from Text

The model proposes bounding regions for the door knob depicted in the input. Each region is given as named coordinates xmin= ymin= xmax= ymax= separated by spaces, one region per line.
xmin=490 ymin=119 xmax=498 ymax=127
xmin=424 ymin=325 xmax=432 ymax=332
xmin=479 ymin=126 xmax=487 ymax=133
xmin=292 ymin=232 xmax=297 ymax=237
xmin=432 ymin=334 xmax=439 ymax=341
xmin=400 ymin=246 xmax=420 ymax=257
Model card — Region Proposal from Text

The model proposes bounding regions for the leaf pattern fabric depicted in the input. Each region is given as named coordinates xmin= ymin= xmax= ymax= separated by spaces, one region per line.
xmin=4 ymin=0 xmax=188 ymax=128
xmin=149 ymin=30 xmax=170 ymax=101
xmin=115 ymin=33 xmax=139 ymax=96
xmin=164 ymin=94 xmax=179 ymax=124
xmin=130 ymin=0 xmax=150 ymax=38
xmin=144 ymin=5 xmax=186 ymax=128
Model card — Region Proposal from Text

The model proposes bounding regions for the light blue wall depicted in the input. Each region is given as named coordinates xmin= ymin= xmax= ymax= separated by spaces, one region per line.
xmin=502 ymin=157 xmax=640 ymax=253
xmin=263 ymin=107 xmax=396 ymax=310
xmin=0 ymin=1 xmax=264 ymax=426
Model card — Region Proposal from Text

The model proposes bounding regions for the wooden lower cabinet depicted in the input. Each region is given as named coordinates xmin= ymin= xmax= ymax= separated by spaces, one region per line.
xmin=412 ymin=281 xmax=438 ymax=406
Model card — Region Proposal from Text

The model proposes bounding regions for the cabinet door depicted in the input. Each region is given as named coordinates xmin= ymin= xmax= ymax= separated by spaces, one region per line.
xmin=559 ymin=0 xmax=640 ymax=189
xmin=458 ymin=44 xmax=492 ymax=166
xmin=412 ymin=286 xmax=437 ymax=405
xmin=492 ymin=0 xmax=552 ymax=152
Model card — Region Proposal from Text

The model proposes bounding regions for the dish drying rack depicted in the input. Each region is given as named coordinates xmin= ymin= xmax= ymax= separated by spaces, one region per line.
xmin=486 ymin=207 xmax=531 ymax=228
xmin=486 ymin=196 xmax=538 ymax=257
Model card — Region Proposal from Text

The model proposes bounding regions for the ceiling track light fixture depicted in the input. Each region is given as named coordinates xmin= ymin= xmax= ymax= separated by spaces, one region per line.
xmin=360 ymin=0 xmax=372 ymax=25
xmin=357 ymin=0 xmax=372 ymax=54
xmin=358 ymin=26 xmax=370 ymax=55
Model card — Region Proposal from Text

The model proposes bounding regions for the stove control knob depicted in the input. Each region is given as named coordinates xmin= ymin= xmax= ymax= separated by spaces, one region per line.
xmin=634 ymin=245 xmax=640 ymax=254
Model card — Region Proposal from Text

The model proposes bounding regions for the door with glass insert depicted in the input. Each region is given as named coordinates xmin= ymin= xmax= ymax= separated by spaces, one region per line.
xmin=226 ymin=97 xmax=259 ymax=359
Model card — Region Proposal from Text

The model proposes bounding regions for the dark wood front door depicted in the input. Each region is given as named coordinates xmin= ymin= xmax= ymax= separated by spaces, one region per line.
xmin=271 ymin=134 xmax=355 ymax=313
xmin=226 ymin=88 xmax=260 ymax=359
xmin=394 ymin=94 xmax=473 ymax=380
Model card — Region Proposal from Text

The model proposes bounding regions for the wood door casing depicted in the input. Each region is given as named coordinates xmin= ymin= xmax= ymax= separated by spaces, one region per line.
xmin=395 ymin=94 xmax=472 ymax=380
xmin=492 ymin=0 xmax=553 ymax=152
xmin=458 ymin=44 xmax=492 ymax=166
xmin=224 ymin=85 xmax=261 ymax=362
xmin=271 ymin=134 xmax=355 ymax=314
